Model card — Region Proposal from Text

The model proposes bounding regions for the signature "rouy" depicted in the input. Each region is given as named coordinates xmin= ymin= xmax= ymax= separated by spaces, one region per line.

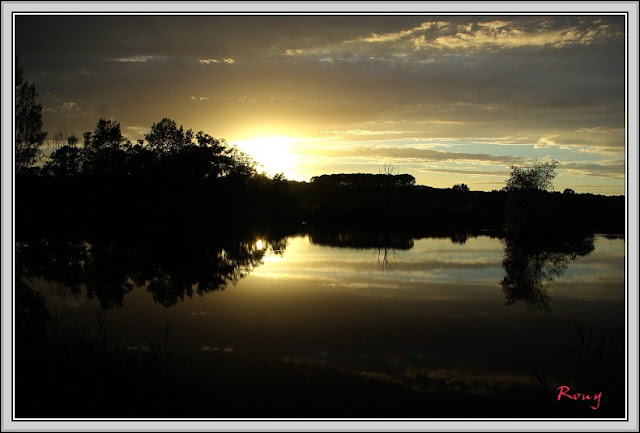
xmin=557 ymin=385 xmax=602 ymax=410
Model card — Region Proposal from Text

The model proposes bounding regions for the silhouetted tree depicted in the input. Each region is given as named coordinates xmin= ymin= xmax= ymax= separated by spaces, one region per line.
xmin=504 ymin=160 xmax=559 ymax=232
xmin=82 ymin=118 xmax=129 ymax=175
xmin=227 ymin=145 xmax=258 ymax=177
xmin=144 ymin=118 xmax=193 ymax=154
xmin=563 ymin=188 xmax=575 ymax=194
xmin=504 ymin=160 xmax=558 ymax=192
xmin=44 ymin=146 xmax=83 ymax=177
xmin=48 ymin=128 xmax=79 ymax=156
xmin=15 ymin=57 xmax=47 ymax=173
xmin=452 ymin=183 xmax=469 ymax=191
xmin=195 ymin=131 xmax=223 ymax=150
xmin=379 ymin=164 xmax=395 ymax=175
xmin=310 ymin=173 xmax=415 ymax=188
xmin=87 ymin=118 xmax=127 ymax=150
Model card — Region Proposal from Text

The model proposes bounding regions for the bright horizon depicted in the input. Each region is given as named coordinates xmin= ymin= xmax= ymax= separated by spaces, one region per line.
xmin=15 ymin=14 xmax=627 ymax=194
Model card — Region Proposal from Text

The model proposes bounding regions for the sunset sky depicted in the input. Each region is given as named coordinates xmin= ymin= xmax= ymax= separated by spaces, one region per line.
xmin=15 ymin=14 xmax=627 ymax=194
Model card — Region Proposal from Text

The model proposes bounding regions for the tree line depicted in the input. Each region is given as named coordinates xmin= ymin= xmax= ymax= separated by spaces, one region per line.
xmin=310 ymin=173 xmax=416 ymax=189
xmin=15 ymin=58 xmax=624 ymax=235
xmin=40 ymin=117 xmax=260 ymax=182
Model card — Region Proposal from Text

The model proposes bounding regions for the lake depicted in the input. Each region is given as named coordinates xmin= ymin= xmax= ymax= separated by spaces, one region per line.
xmin=16 ymin=230 xmax=626 ymax=418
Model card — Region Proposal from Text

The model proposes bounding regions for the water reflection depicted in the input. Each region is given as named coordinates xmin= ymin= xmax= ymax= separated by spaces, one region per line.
xmin=18 ymin=226 xmax=601 ymax=312
xmin=17 ymin=232 xmax=289 ymax=309
xmin=500 ymin=227 xmax=595 ymax=310
xmin=14 ymin=226 xmax=624 ymax=418
xmin=309 ymin=230 xmax=416 ymax=271
xmin=308 ymin=230 xmax=414 ymax=250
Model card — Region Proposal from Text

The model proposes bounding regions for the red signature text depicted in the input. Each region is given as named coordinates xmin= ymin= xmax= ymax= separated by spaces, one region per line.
xmin=557 ymin=385 xmax=602 ymax=410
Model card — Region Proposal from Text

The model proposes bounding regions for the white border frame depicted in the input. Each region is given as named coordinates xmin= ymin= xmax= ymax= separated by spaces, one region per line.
xmin=2 ymin=2 xmax=638 ymax=432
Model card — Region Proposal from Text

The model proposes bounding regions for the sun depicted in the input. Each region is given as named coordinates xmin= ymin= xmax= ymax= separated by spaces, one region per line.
xmin=234 ymin=135 xmax=299 ymax=178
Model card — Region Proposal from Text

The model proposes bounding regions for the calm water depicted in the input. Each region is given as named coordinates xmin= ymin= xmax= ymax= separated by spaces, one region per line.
xmin=19 ymin=231 xmax=626 ymax=417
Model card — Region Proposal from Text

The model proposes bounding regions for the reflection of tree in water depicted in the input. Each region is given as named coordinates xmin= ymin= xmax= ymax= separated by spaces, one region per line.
xmin=308 ymin=231 xmax=414 ymax=250
xmin=17 ymin=238 xmax=88 ymax=297
xmin=308 ymin=230 xmax=414 ymax=271
xmin=449 ymin=232 xmax=469 ymax=245
xmin=16 ymin=233 xmax=288 ymax=309
xmin=500 ymin=229 xmax=595 ymax=311
xmin=377 ymin=246 xmax=395 ymax=270
xmin=141 ymin=238 xmax=272 ymax=307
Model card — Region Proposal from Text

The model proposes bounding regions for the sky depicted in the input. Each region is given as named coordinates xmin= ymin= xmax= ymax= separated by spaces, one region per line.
xmin=15 ymin=14 xmax=627 ymax=195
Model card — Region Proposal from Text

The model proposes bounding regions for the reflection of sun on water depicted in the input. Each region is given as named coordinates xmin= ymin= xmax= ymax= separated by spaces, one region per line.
xmin=234 ymin=136 xmax=299 ymax=178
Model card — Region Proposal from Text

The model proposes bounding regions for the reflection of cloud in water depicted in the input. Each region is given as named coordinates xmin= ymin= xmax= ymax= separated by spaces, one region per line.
xmin=324 ymin=282 xmax=401 ymax=290
xmin=126 ymin=345 xmax=152 ymax=353
xmin=280 ymin=353 xmax=543 ymax=398
xmin=268 ymin=258 xmax=501 ymax=273
xmin=554 ymin=272 xmax=625 ymax=284
xmin=546 ymin=280 xmax=624 ymax=301
xmin=251 ymin=236 xmax=507 ymax=291
xmin=407 ymin=367 xmax=541 ymax=397
xmin=200 ymin=345 xmax=235 ymax=353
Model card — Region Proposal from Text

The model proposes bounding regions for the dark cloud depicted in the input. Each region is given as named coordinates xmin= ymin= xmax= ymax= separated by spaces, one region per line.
xmin=562 ymin=161 xmax=625 ymax=179
xmin=527 ymin=99 xmax=595 ymax=109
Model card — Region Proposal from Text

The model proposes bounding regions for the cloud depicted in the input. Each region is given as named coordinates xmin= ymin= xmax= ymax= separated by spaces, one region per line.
xmin=534 ymin=127 xmax=625 ymax=154
xmin=528 ymin=99 xmax=595 ymax=109
xmin=358 ymin=21 xmax=445 ymax=43
xmin=281 ymin=17 xmax=623 ymax=66
xmin=574 ymin=126 xmax=622 ymax=134
xmin=198 ymin=57 xmax=235 ymax=64
xmin=124 ymin=126 xmax=149 ymax=138
xmin=61 ymin=101 xmax=77 ymax=112
xmin=562 ymin=161 xmax=625 ymax=179
xmin=415 ymin=166 xmax=511 ymax=177
xmin=189 ymin=96 xmax=210 ymax=102
xmin=284 ymin=49 xmax=305 ymax=56
xmin=303 ymin=146 xmax=526 ymax=166
xmin=323 ymin=129 xmax=407 ymax=136
xmin=411 ymin=19 xmax=622 ymax=52
xmin=108 ymin=55 xmax=166 ymax=63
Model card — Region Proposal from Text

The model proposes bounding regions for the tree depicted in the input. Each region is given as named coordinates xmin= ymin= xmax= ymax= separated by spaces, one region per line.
xmin=44 ymin=146 xmax=82 ymax=177
xmin=87 ymin=118 xmax=126 ymax=150
xmin=379 ymin=164 xmax=395 ymax=175
xmin=504 ymin=160 xmax=558 ymax=192
xmin=144 ymin=118 xmax=193 ymax=154
xmin=452 ymin=183 xmax=469 ymax=191
xmin=15 ymin=57 xmax=47 ymax=173
xmin=195 ymin=131 xmax=223 ymax=151
xmin=227 ymin=145 xmax=257 ymax=177
xmin=82 ymin=118 xmax=128 ymax=175
xmin=563 ymin=188 xmax=575 ymax=195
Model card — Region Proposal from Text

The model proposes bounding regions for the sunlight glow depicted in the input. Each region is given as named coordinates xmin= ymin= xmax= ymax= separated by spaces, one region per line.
xmin=234 ymin=135 xmax=300 ymax=178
